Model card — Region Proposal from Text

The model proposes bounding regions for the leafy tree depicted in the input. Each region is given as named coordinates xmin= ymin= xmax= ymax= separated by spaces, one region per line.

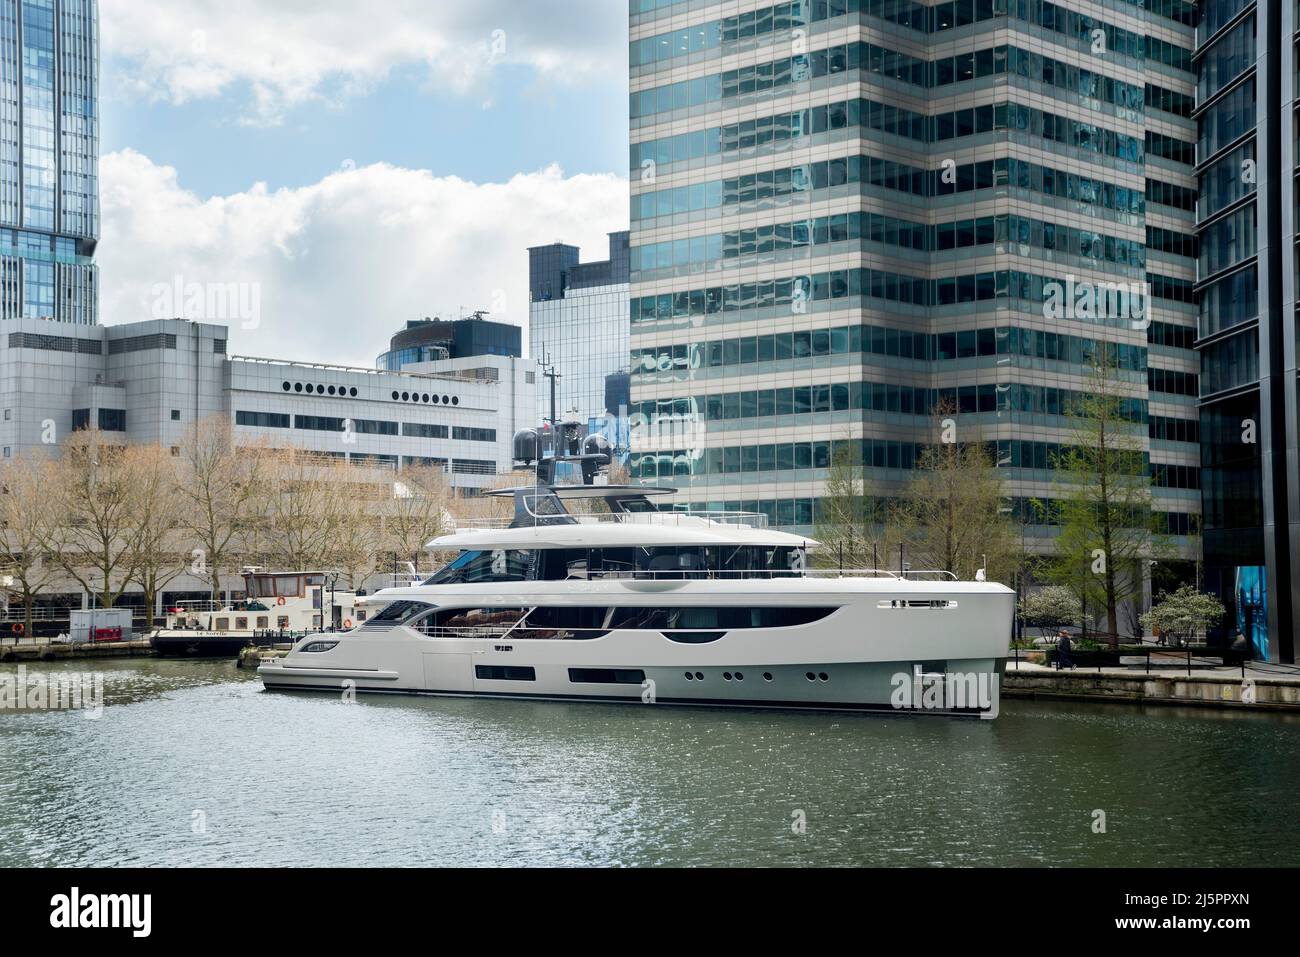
xmin=1141 ymin=585 xmax=1227 ymax=648
xmin=1045 ymin=353 xmax=1169 ymax=646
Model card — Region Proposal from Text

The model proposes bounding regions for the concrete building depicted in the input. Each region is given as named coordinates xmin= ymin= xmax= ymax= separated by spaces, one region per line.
xmin=626 ymin=0 xmax=1202 ymax=588
xmin=0 ymin=316 xmax=536 ymax=489
xmin=528 ymin=232 xmax=631 ymax=424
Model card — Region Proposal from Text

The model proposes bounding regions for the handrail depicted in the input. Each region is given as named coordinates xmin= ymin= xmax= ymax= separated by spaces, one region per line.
xmin=452 ymin=509 xmax=773 ymax=532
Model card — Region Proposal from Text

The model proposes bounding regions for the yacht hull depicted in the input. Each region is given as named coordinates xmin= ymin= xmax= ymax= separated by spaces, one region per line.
xmin=151 ymin=631 xmax=254 ymax=658
xmin=258 ymin=582 xmax=1014 ymax=717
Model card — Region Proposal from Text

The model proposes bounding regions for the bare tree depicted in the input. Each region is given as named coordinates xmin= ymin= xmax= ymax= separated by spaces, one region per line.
xmin=328 ymin=467 xmax=387 ymax=591
xmin=0 ymin=452 xmax=62 ymax=636
xmin=892 ymin=414 xmax=1019 ymax=583
xmin=259 ymin=450 xmax=350 ymax=572
xmin=814 ymin=439 xmax=887 ymax=570
xmin=383 ymin=464 xmax=456 ymax=573
xmin=174 ymin=416 xmax=270 ymax=601
xmin=41 ymin=430 xmax=143 ymax=608
xmin=127 ymin=444 xmax=188 ymax=626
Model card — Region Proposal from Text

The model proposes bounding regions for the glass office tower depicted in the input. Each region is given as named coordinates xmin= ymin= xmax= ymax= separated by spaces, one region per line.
xmin=0 ymin=0 xmax=98 ymax=324
xmin=1196 ymin=0 xmax=1297 ymax=663
xmin=628 ymin=0 xmax=1200 ymax=583
xmin=528 ymin=232 xmax=631 ymax=423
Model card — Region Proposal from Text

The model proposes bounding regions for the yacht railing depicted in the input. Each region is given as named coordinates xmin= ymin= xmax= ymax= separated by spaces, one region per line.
xmin=450 ymin=509 xmax=772 ymax=533
xmin=554 ymin=566 xmax=959 ymax=582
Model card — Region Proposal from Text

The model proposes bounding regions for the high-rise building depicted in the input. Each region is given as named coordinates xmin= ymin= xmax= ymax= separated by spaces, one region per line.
xmin=627 ymin=0 xmax=1201 ymax=613
xmin=0 ymin=0 xmax=98 ymax=325
xmin=1196 ymin=0 xmax=1297 ymax=662
xmin=528 ymin=232 xmax=630 ymax=423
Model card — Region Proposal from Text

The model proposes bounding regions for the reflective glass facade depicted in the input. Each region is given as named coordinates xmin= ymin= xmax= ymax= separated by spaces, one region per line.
xmin=528 ymin=232 xmax=631 ymax=422
xmin=0 ymin=0 xmax=96 ymax=325
xmin=628 ymin=0 xmax=1200 ymax=566
xmin=1195 ymin=0 xmax=1298 ymax=663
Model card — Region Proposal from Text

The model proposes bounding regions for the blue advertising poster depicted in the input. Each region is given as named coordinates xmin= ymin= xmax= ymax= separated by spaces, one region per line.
xmin=1235 ymin=566 xmax=1268 ymax=658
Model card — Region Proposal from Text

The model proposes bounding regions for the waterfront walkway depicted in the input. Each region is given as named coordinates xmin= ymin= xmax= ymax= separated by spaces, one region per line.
xmin=0 ymin=634 xmax=153 ymax=661
xmin=1004 ymin=657 xmax=1300 ymax=711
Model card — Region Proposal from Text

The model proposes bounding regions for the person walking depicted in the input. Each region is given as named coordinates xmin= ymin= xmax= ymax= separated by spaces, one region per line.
xmin=1057 ymin=630 xmax=1075 ymax=671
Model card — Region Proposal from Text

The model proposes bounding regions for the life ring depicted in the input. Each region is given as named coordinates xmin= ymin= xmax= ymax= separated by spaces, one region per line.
xmin=276 ymin=597 xmax=286 ymax=606
xmin=343 ymin=619 xmax=352 ymax=630
xmin=11 ymin=622 xmax=24 ymax=635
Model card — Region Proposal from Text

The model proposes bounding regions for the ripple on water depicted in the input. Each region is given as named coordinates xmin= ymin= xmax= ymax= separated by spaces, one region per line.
xmin=1 ymin=660 xmax=1298 ymax=867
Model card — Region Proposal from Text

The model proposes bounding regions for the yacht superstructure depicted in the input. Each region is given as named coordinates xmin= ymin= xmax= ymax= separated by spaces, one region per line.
xmin=259 ymin=454 xmax=1015 ymax=715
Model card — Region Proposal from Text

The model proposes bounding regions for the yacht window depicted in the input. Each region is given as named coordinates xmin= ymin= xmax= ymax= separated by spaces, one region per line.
xmin=475 ymin=665 xmax=536 ymax=682
xmin=610 ymin=606 xmax=837 ymax=630
xmin=424 ymin=550 xmax=534 ymax=585
xmin=568 ymin=668 xmax=646 ymax=685
xmin=419 ymin=608 xmax=528 ymax=637
xmin=301 ymin=640 xmax=339 ymax=654
xmin=523 ymin=607 xmax=610 ymax=639
xmin=364 ymin=601 xmax=436 ymax=628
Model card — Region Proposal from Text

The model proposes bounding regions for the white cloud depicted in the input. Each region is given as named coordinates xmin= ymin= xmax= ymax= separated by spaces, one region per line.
xmin=98 ymin=149 xmax=629 ymax=367
xmin=102 ymin=0 xmax=627 ymax=124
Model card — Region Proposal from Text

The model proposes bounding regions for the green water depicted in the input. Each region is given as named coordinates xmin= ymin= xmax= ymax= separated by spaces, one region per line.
xmin=1 ymin=658 xmax=1297 ymax=867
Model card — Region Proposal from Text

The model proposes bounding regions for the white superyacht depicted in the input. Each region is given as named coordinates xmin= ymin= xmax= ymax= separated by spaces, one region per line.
xmin=258 ymin=431 xmax=1014 ymax=716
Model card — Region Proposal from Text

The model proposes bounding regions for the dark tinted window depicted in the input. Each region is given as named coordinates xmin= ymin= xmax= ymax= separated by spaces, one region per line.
xmin=568 ymin=668 xmax=646 ymax=685
xmin=425 ymin=550 xmax=534 ymax=584
xmin=364 ymin=601 xmax=434 ymax=627
xmin=475 ymin=665 xmax=536 ymax=681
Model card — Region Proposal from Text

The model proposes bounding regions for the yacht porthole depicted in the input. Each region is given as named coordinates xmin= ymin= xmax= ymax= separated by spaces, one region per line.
xmin=281 ymin=382 xmax=291 ymax=391
xmin=684 ymin=672 xmax=693 ymax=681
xmin=819 ymin=673 xmax=830 ymax=682
xmin=735 ymin=672 xmax=744 ymax=681
xmin=694 ymin=672 xmax=704 ymax=681
xmin=327 ymin=385 xmax=336 ymax=395
xmin=806 ymin=672 xmax=816 ymax=682
xmin=763 ymin=673 xmax=773 ymax=682
xmin=391 ymin=391 xmax=399 ymax=400
xmin=350 ymin=387 xmax=359 ymax=397
xmin=723 ymin=672 xmax=733 ymax=681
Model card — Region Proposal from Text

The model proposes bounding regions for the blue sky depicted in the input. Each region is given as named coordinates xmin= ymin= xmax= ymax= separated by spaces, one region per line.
xmin=96 ymin=0 xmax=632 ymax=366
xmin=102 ymin=63 xmax=630 ymax=198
